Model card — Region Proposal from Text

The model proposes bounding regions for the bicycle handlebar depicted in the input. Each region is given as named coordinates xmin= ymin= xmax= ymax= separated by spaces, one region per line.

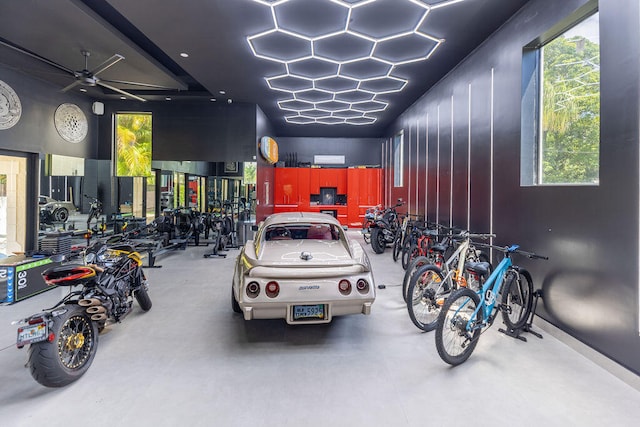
xmin=474 ymin=242 xmax=548 ymax=260
xmin=468 ymin=233 xmax=496 ymax=240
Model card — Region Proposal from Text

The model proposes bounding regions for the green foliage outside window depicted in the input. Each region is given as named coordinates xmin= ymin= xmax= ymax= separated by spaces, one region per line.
xmin=116 ymin=113 xmax=152 ymax=177
xmin=540 ymin=14 xmax=599 ymax=184
xmin=244 ymin=162 xmax=256 ymax=184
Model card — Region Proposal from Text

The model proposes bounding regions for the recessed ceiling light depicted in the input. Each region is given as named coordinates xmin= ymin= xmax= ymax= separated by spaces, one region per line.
xmin=120 ymin=96 xmax=126 ymax=100
xmin=219 ymin=90 xmax=226 ymax=95
xmin=79 ymin=88 xmax=87 ymax=92
xmin=180 ymin=52 xmax=189 ymax=58
xmin=165 ymin=97 xmax=172 ymax=101
xmin=210 ymin=98 xmax=217 ymax=102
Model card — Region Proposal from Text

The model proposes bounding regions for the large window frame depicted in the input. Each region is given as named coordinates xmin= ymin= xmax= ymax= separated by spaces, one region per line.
xmin=114 ymin=112 xmax=153 ymax=178
xmin=393 ymin=130 xmax=404 ymax=188
xmin=521 ymin=3 xmax=600 ymax=186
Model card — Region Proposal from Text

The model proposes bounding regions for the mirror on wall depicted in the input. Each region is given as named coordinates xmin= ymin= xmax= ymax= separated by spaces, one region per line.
xmin=160 ymin=171 xmax=174 ymax=210
xmin=39 ymin=155 xmax=84 ymax=232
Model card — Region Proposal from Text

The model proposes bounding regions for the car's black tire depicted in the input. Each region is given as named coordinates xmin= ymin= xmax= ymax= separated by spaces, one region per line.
xmin=500 ymin=268 xmax=534 ymax=331
xmin=54 ymin=207 xmax=69 ymax=222
xmin=231 ymin=286 xmax=241 ymax=313
xmin=135 ymin=285 xmax=153 ymax=312
xmin=407 ymin=265 xmax=449 ymax=332
xmin=402 ymin=255 xmax=430 ymax=303
xmin=370 ymin=228 xmax=386 ymax=254
xmin=435 ymin=287 xmax=482 ymax=366
xmin=28 ymin=304 xmax=99 ymax=387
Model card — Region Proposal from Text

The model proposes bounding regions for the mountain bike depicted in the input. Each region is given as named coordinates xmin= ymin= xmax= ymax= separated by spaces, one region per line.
xmin=435 ymin=244 xmax=547 ymax=366
xmin=392 ymin=215 xmax=423 ymax=263
xmin=405 ymin=232 xmax=493 ymax=331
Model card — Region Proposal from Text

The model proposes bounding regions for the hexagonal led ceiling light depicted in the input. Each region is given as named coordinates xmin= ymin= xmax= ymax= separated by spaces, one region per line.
xmin=247 ymin=0 xmax=467 ymax=125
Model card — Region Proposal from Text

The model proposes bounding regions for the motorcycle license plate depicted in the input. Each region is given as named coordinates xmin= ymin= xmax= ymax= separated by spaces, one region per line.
xmin=293 ymin=304 xmax=325 ymax=321
xmin=17 ymin=322 xmax=48 ymax=347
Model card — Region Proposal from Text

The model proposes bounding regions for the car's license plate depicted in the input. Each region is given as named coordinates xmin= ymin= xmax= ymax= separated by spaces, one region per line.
xmin=293 ymin=304 xmax=325 ymax=321
xmin=17 ymin=323 xmax=48 ymax=347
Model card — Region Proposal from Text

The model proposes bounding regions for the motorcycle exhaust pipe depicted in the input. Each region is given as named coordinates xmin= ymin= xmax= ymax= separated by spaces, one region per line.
xmin=78 ymin=298 xmax=102 ymax=307
xmin=86 ymin=306 xmax=106 ymax=315
xmin=90 ymin=313 xmax=107 ymax=321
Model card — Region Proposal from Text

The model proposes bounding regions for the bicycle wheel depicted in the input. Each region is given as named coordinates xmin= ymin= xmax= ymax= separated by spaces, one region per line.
xmin=392 ymin=233 xmax=403 ymax=262
xmin=436 ymin=287 xmax=482 ymax=366
xmin=500 ymin=268 xmax=533 ymax=330
xmin=406 ymin=265 xmax=449 ymax=332
xmin=402 ymin=255 xmax=429 ymax=303
xmin=402 ymin=243 xmax=420 ymax=270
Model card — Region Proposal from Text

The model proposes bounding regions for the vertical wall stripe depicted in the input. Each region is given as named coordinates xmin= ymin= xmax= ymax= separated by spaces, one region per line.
xmin=436 ymin=105 xmax=440 ymax=224
xmin=416 ymin=118 xmax=420 ymax=216
xmin=408 ymin=124 xmax=412 ymax=214
xmin=468 ymin=83 xmax=472 ymax=231
xmin=450 ymin=95 xmax=454 ymax=229
xmin=425 ymin=113 xmax=429 ymax=221
xmin=490 ymin=67 xmax=495 ymax=254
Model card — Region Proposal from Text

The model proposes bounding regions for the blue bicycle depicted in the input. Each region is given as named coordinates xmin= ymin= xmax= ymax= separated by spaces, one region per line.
xmin=435 ymin=244 xmax=547 ymax=365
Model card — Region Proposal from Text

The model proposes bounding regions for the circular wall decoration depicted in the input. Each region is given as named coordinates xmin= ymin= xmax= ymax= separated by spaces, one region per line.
xmin=54 ymin=103 xmax=88 ymax=143
xmin=0 ymin=80 xmax=22 ymax=130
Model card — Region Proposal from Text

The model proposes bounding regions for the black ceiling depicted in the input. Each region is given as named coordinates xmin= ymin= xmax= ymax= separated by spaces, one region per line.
xmin=0 ymin=0 xmax=531 ymax=138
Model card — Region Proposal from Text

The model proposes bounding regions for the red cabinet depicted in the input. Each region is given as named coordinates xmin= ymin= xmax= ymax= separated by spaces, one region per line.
xmin=274 ymin=167 xmax=381 ymax=227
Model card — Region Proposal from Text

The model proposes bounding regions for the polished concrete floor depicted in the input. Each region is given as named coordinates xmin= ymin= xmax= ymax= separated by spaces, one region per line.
xmin=1 ymin=231 xmax=639 ymax=427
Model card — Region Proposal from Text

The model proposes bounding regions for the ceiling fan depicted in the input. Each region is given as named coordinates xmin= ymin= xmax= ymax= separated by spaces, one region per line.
xmin=0 ymin=38 xmax=177 ymax=102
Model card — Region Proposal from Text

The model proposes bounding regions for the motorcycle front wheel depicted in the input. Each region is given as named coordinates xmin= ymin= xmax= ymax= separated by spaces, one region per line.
xmin=28 ymin=304 xmax=98 ymax=387
xmin=135 ymin=286 xmax=153 ymax=312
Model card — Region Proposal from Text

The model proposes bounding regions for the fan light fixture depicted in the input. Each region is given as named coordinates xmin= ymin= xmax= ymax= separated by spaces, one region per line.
xmin=247 ymin=0 xmax=465 ymax=125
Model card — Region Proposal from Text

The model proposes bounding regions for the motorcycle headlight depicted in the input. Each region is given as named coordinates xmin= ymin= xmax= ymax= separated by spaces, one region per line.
xmin=85 ymin=252 xmax=96 ymax=263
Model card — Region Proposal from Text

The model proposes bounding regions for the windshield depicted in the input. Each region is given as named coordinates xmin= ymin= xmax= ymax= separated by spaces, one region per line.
xmin=264 ymin=223 xmax=340 ymax=241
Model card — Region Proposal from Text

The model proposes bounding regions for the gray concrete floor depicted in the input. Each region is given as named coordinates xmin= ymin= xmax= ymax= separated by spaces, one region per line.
xmin=1 ymin=230 xmax=640 ymax=427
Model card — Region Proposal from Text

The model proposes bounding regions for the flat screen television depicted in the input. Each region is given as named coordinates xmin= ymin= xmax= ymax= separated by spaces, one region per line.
xmin=320 ymin=187 xmax=336 ymax=205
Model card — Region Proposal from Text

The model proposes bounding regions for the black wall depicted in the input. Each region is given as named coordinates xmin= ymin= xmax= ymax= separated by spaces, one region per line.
xmin=97 ymin=99 xmax=258 ymax=162
xmin=0 ymin=65 xmax=97 ymax=158
xmin=386 ymin=0 xmax=640 ymax=375
xmin=276 ymin=137 xmax=384 ymax=167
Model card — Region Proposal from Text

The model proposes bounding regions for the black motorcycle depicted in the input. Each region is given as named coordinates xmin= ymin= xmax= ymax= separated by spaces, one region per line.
xmin=369 ymin=200 xmax=404 ymax=254
xmin=14 ymin=242 xmax=151 ymax=387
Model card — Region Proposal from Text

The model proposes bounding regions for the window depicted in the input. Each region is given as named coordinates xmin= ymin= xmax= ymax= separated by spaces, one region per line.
xmin=393 ymin=131 xmax=404 ymax=187
xmin=537 ymin=12 xmax=600 ymax=185
xmin=115 ymin=113 xmax=153 ymax=177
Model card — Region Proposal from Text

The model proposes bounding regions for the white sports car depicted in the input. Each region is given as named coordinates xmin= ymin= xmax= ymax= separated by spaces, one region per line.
xmin=232 ymin=212 xmax=375 ymax=324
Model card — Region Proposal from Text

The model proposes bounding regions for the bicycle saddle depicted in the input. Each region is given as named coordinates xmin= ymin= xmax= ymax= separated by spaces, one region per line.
xmin=465 ymin=261 xmax=491 ymax=277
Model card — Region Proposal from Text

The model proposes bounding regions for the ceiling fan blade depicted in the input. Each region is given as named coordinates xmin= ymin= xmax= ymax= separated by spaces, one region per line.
xmin=100 ymin=78 xmax=178 ymax=90
xmin=61 ymin=80 xmax=82 ymax=93
xmin=90 ymin=54 xmax=124 ymax=76
xmin=0 ymin=37 xmax=74 ymax=75
xmin=98 ymin=81 xmax=146 ymax=102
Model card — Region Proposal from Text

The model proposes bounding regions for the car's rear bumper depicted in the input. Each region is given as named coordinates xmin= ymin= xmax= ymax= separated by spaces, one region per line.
xmin=241 ymin=299 xmax=374 ymax=324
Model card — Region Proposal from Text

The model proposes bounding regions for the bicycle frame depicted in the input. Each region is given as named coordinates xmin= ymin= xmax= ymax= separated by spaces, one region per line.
xmin=438 ymin=236 xmax=472 ymax=287
xmin=459 ymin=246 xmax=517 ymax=332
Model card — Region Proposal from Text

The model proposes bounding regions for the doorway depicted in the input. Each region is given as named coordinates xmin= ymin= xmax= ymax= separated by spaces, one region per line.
xmin=0 ymin=155 xmax=27 ymax=256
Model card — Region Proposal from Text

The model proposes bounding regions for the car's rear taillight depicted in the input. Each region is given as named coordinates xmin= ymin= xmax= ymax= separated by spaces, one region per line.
xmin=338 ymin=279 xmax=351 ymax=295
xmin=246 ymin=282 xmax=260 ymax=298
xmin=356 ymin=279 xmax=370 ymax=294
xmin=266 ymin=281 xmax=280 ymax=298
